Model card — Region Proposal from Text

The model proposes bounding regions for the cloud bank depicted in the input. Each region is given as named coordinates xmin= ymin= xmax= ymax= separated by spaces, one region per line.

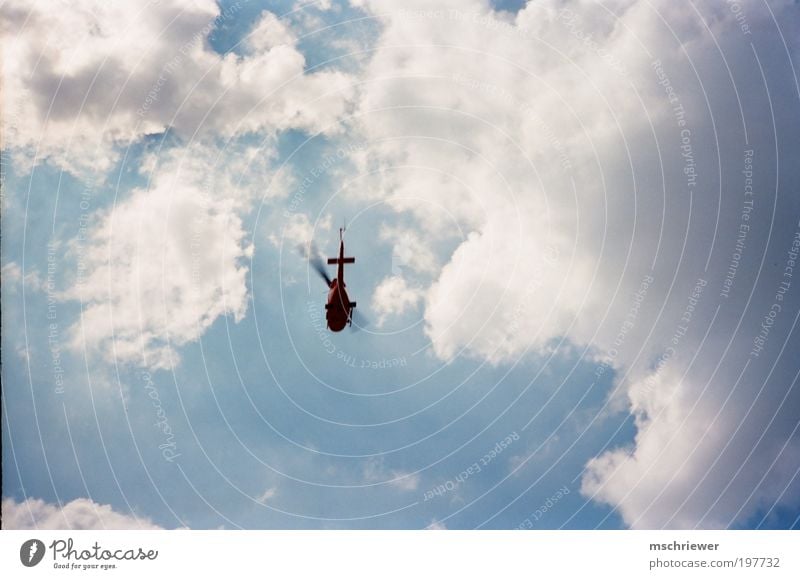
xmin=2 ymin=497 xmax=162 ymax=530
xmin=350 ymin=0 xmax=800 ymax=527
xmin=2 ymin=0 xmax=354 ymax=176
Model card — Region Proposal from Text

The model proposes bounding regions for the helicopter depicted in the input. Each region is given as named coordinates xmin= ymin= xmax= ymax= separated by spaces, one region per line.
xmin=305 ymin=227 xmax=357 ymax=332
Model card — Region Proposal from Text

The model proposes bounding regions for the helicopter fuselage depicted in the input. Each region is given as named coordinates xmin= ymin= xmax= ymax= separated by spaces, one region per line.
xmin=326 ymin=279 xmax=352 ymax=332
xmin=325 ymin=232 xmax=356 ymax=332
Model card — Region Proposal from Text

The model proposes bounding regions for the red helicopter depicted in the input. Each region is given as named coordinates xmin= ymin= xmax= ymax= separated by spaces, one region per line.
xmin=306 ymin=227 xmax=357 ymax=332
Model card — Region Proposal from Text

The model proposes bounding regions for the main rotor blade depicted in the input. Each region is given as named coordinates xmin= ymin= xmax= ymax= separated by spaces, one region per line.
xmin=297 ymin=243 xmax=332 ymax=287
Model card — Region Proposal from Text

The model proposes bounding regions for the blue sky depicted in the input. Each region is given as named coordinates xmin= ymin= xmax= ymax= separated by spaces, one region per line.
xmin=2 ymin=0 xmax=800 ymax=530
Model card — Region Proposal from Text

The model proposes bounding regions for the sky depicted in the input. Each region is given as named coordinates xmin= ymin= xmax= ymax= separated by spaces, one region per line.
xmin=1 ymin=0 xmax=800 ymax=530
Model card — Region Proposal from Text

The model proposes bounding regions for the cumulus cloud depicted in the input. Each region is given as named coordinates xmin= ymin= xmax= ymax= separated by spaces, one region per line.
xmin=381 ymin=225 xmax=438 ymax=276
xmin=1 ymin=261 xmax=44 ymax=293
xmin=371 ymin=275 xmax=424 ymax=327
xmin=1 ymin=0 xmax=354 ymax=176
xmin=3 ymin=0 xmax=359 ymax=370
xmin=351 ymin=0 xmax=645 ymax=361
xmin=2 ymin=497 xmax=162 ymax=530
xmin=581 ymin=359 xmax=800 ymax=529
xmin=61 ymin=144 xmax=254 ymax=370
xmin=269 ymin=212 xmax=333 ymax=250
xmin=370 ymin=225 xmax=437 ymax=328
xmin=350 ymin=0 xmax=800 ymax=527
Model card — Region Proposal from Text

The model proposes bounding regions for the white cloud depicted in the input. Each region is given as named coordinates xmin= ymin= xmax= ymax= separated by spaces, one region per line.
xmin=381 ymin=225 xmax=438 ymax=276
xmin=581 ymin=362 xmax=800 ymax=528
xmin=363 ymin=458 xmax=421 ymax=492
xmin=2 ymin=0 xmax=355 ymax=177
xmin=1 ymin=262 xmax=23 ymax=284
xmin=256 ymin=487 xmax=278 ymax=504
xmin=3 ymin=1 xmax=356 ymax=373
xmin=61 ymin=144 xmax=253 ymax=370
xmin=371 ymin=275 xmax=424 ymax=327
xmin=350 ymin=0 xmax=800 ymax=528
xmin=2 ymin=497 xmax=162 ymax=530
xmin=269 ymin=212 xmax=333 ymax=250
xmin=350 ymin=0 xmax=644 ymax=361
xmin=142 ymin=139 xmax=282 ymax=210
xmin=1 ymin=261 xmax=43 ymax=292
